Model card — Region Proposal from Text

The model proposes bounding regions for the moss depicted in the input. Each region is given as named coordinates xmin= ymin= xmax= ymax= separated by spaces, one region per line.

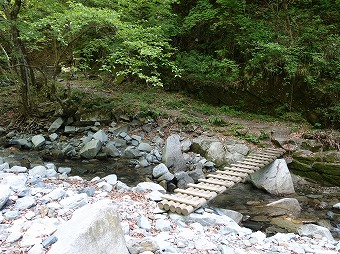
xmin=313 ymin=162 xmax=340 ymax=176
xmin=321 ymin=174 xmax=340 ymax=186
xmin=290 ymin=160 xmax=313 ymax=172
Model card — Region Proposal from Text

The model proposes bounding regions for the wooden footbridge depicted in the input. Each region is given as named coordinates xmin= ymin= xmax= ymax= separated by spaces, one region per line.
xmin=158 ymin=148 xmax=285 ymax=215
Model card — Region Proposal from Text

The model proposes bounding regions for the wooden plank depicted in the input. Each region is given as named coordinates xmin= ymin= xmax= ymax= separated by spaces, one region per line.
xmin=186 ymin=187 xmax=218 ymax=199
xmin=236 ymin=160 xmax=266 ymax=167
xmin=198 ymin=178 xmax=234 ymax=187
xmin=247 ymin=155 xmax=273 ymax=162
xmin=223 ymin=167 xmax=254 ymax=174
xmin=174 ymin=188 xmax=213 ymax=199
xmin=215 ymin=170 xmax=248 ymax=177
xmin=243 ymin=158 xmax=269 ymax=164
xmin=250 ymin=153 xmax=276 ymax=159
xmin=161 ymin=194 xmax=203 ymax=208
xmin=230 ymin=163 xmax=260 ymax=170
xmin=187 ymin=183 xmax=226 ymax=193
xmin=207 ymin=174 xmax=241 ymax=183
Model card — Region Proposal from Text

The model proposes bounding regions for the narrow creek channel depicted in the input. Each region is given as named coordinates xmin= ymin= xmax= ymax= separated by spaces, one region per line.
xmin=1 ymin=149 xmax=339 ymax=239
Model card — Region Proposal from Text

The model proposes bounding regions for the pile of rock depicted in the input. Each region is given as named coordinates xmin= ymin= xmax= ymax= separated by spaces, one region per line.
xmin=0 ymin=160 xmax=339 ymax=254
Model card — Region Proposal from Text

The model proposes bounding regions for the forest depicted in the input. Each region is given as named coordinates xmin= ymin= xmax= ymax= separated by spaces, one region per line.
xmin=0 ymin=0 xmax=339 ymax=128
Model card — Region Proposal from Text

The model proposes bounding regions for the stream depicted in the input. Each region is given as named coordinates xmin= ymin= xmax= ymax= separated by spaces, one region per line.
xmin=1 ymin=148 xmax=339 ymax=239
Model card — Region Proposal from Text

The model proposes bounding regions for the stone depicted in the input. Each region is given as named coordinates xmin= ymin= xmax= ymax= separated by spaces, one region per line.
xmin=298 ymin=224 xmax=334 ymax=241
xmin=4 ymin=210 xmax=20 ymax=220
xmin=226 ymin=143 xmax=249 ymax=156
xmin=6 ymin=165 xmax=28 ymax=173
xmin=48 ymin=117 xmax=64 ymax=132
xmin=31 ymin=135 xmax=46 ymax=148
xmin=15 ymin=196 xmax=36 ymax=210
xmin=162 ymin=134 xmax=187 ymax=172
xmin=57 ymin=167 xmax=71 ymax=174
xmin=175 ymin=171 xmax=194 ymax=189
xmin=93 ymin=130 xmax=108 ymax=143
xmin=59 ymin=193 xmax=88 ymax=209
xmin=64 ymin=126 xmax=77 ymax=134
xmin=153 ymin=163 xmax=170 ymax=178
xmin=29 ymin=166 xmax=47 ymax=178
xmin=103 ymin=142 xmax=121 ymax=157
xmin=49 ymin=133 xmax=59 ymax=141
xmin=181 ymin=138 xmax=192 ymax=152
xmin=127 ymin=237 xmax=159 ymax=254
xmin=103 ymin=174 xmax=118 ymax=185
xmin=155 ymin=219 xmax=171 ymax=231
xmin=42 ymin=236 xmax=58 ymax=248
xmin=124 ymin=146 xmax=142 ymax=158
xmin=138 ymin=142 xmax=152 ymax=152
xmin=249 ymin=159 xmax=295 ymax=195
xmin=96 ymin=182 xmax=113 ymax=192
xmin=49 ymin=200 xmax=129 ymax=254
xmin=206 ymin=142 xmax=227 ymax=167
xmin=134 ymin=182 xmax=166 ymax=193
xmin=79 ymin=139 xmax=102 ymax=159
xmin=138 ymin=216 xmax=152 ymax=231
xmin=44 ymin=188 xmax=67 ymax=201
xmin=0 ymin=185 xmax=11 ymax=209
xmin=333 ymin=203 xmax=340 ymax=209
xmin=138 ymin=158 xmax=149 ymax=167
xmin=188 ymin=164 xmax=205 ymax=182
xmin=158 ymin=172 xmax=174 ymax=181
xmin=214 ymin=208 xmax=243 ymax=224
xmin=0 ymin=162 xmax=10 ymax=171
xmin=266 ymin=198 xmax=302 ymax=217
xmin=1 ymin=174 xmax=27 ymax=192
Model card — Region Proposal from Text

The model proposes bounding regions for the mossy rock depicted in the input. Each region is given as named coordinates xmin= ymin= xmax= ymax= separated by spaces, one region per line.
xmin=313 ymin=162 xmax=340 ymax=176
xmin=291 ymin=170 xmax=323 ymax=183
xmin=290 ymin=160 xmax=313 ymax=172
xmin=321 ymin=174 xmax=340 ymax=186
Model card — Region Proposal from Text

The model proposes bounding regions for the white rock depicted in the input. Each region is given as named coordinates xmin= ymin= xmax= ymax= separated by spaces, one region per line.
xmin=266 ymin=198 xmax=302 ymax=216
xmin=137 ymin=216 xmax=151 ymax=231
xmin=49 ymin=199 xmax=129 ymax=254
xmin=92 ymin=130 xmax=108 ymax=143
xmin=249 ymin=159 xmax=295 ymax=195
xmin=298 ymin=224 xmax=334 ymax=241
xmin=15 ymin=196 xmax=36 ymax=210
xmin=57 ymin=167 xmax=71 ymax=174
xmin=103 ymin=174 xmax=117 ymax=185
xmin=28 ymin=244 xmax=44 ymax=254
xmin=2 ymin=174 xmax=27 ymax=191
xmin=194 ymin=237 xmax=217 ymax=250
xmin=29 ymin=165 xmax=47 ymax=177
xmin=97 ymin=182 xmax=113 ymax=192
xmin=332 ymin=203 xmax=340 ymax=209
xmin=25 ymin=211 xmax=36 ymax=220
xmin=59 ymin=193 xmax=88 ymax=209
xmin=0 ymin=184 xmax=11 ymax=209
xmin=155 ymin=219 xmax=171 ymax=231
xmin=0 ymin=162 xmax=10 ymax=171
xmin=6 ymin=165 xmax=28 ymax=173
xmin=31 ymin=135 xmax=46 ymax=148
xmin=44 ymin=188 xmax=67 ymax=201
xmin=145 ymin=190 xmax=163 ymax=202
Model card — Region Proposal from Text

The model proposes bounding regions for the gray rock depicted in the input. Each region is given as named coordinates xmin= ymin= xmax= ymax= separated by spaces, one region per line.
xmin=134 ymin=182 xmax=166 ymax=193
xmin=138 ymin=158 xmax=149 ymax=167
xmin=29 ymin=165 xmax=47 ymax=178
xmin=6 ymin=165 xmax=28 ymax=173
xmin=298 ymin=224 xmax=334 ymax=241
xmin=103 ymin=174 xmax=118 ymax=185
xmin=49 ymin=133 xmax=59 ymax=141
xmin=64 ymin=126 xmax=77 ymax=134
xmin=4 ymin=210 xmax=20 ymax=220
xmin=81 ymin=186 xmax=96 ymax=197
xmin=162 ymin=134 xmax=187 ymax=172
xmin=15 ymin=138 xmax=32 ymax=149
xmin=206 ymin=142 xmax=227 ymax=167
xmin=181 ymin=138 xmax=192 ymax=152
xmin=48 ymin=117 xmax=64 ymax=132
xmin=249 ymin=159 xmax=295 ymax=195
xmin=226 ymin=144 xmax=249 ymax=156
xmin=155 ymin=219 xmax=171 ymax=231
xmin=214 ymin=208 xmax=243 ymax=224
xmin=138 ymin=216 xmax=151 ymax=231
xmin=175 ymin=171 xmax=194 ymax=189
xmin=42 ymin=235 xmax=58 ymax=248
xmin=158 ymin=172 xmax=174 ymax=181
xmin=127 ymin=237 xmax=159 ymax=254
xmin=1 ymin=174 xmax=27 ymax=191
xmin=45 ymin=188 xmax=67 ymax=200
xmin=0 ymin=185 xmax=11 ymax=209
xmin=31 ymin=135 xmax=46 ymax=148
xmin=60 ymin=193 xmax=88 ymax=209
xmin=153 ymin=163 xmax=170 ymax=178
xmin=103 ymin=142 xmax=121 ymax=157
xmin=15 ymin=196 xmax=36 ymax=210
xmin=57 ymin=167 xmax=71 ymax=174
xmin=79 ymin=139 xmax=102 ymax=159
xmin=131 ymin=135 xmax=142 ymax=143
xmin=0 ymin=162 xmax=10 ymax=171
xmin=188 ymin=164 xmax=205 ymax=182
xmin=96 ymin=182 xmax=113 ymax=192
xmin=266 ymin=198 xmax=301 ymax=217
xmin=93 ymin=130 xmax=108 ymax=143
xmin=49 ymin=199 xmax=129 ymax=254
xmin=138 ymin=142 xmax=152 ymax=152
xmin=124 ymin=146 xmax=142 ymax=158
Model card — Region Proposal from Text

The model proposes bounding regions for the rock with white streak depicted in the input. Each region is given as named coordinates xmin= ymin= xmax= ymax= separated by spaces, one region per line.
xmin=49 ymin=200 xmax=129 ymax=254
xmin=59 ymin=193 xmax=88 ymax=209
xmin=249 ymin=159 xmax=295 ymax=195
xmin=266 ymin=198 xmax=301 ymax=217
xmin=298 ymin=224 xmax=334 ymax=241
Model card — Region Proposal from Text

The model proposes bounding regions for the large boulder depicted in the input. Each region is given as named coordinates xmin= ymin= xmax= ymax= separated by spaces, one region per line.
xmin=48 ymin=199 xmax=129 ymax=254
xmin=298 ymin=224 xmax=334 ymax=241
xmin=249 ymin=159 xmax=295 ymax=195
xmin=79 ymin=139 xmax=102 ymax=159
xmin=207 ymin=142 xmax=227 ymax=167
xmin=266 ymin=198 xmax=301 ymax=217
xmin=162 ymin=134 xmax=187 ymax=172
